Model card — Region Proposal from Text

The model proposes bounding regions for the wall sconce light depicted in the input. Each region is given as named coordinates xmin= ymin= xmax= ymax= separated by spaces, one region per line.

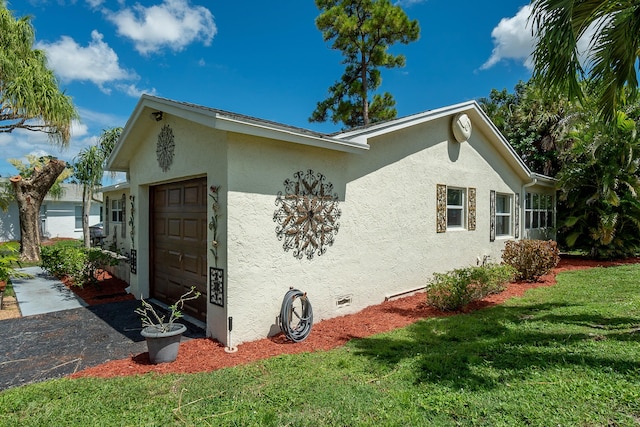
xmin=151 ymin=111 xmax=163 ymax=121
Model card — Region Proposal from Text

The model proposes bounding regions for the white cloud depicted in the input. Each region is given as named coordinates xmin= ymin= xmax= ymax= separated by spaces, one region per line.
xmin=394 ymin=0 xmax=427 ymax=6
xmin=36 ymin=30 xmax=152 ymax=98
xmin=37 ymin=30 xmax=136 ymax=87
xmin=105 ymin=0 xmax=217 ymax=55
xmin=481 ymin=5 xmax=535 ymax=70
xmin=482 ymin=5 xmax=604 ymax=71
xmin=114 ymin=83 xmax=157 ymax=98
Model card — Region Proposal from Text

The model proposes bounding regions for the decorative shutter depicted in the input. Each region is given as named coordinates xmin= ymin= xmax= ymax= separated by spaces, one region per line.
xmin=121 ymin=193 xmax=126 ymax=238
xmin=105 ymin=196 xmax=110 ymax=235
xmin=436 ymin=184 xmax=447 ymax=233
xmin=468 ymin=187 xmax=476 ymax=231
xmin=514 ymin=193 xmax=520 ymax=239
xmin=489 ymin=190 xmax=496 ymax=242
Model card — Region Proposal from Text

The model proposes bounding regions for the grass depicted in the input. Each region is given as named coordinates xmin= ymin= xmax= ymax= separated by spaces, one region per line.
xmin=1 ymin=264 xmax=640 ymax=426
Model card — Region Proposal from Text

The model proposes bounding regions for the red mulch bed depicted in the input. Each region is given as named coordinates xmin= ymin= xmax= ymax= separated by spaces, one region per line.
xmin=68 ymin=257 xmax=640 ymax=380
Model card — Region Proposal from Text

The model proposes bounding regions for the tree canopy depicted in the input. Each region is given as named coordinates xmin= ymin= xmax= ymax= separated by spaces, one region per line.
xmin=530 ymin=0 xmax=640 ymax=122
xmin=310 ymin=0 xmax=419 ymax=129
xmin=72 ymin=127 xmax=121 ymax=247
xmin=0 ymin=2 xmax=77 ymax=144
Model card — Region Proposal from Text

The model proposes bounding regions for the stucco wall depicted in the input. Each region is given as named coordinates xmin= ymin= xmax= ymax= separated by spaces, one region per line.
xmin=0 ymin=201 xmax=101 ymax=242
xmin=121 ymin=107 xmax=556 ymax=347
xmin=124 ymin=114 xmax=228 ymax=341
xmin=224 ymin=116 xmax=532 ymax=345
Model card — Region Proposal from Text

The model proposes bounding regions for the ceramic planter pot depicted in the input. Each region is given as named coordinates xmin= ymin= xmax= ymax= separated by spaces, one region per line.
xmin=141 ymin=323 xmax=187 ymax=364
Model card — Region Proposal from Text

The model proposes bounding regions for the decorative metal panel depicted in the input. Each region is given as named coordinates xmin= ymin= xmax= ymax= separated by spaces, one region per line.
xmin=130 ymin=249 xmax=137 ymax=274
xmin=273 ymin=170 xmax=341 ymax=260
xmin=436 ymin=184 xmax=447 ymax=233
xmin=210 ymin=267 xmax=224 ymax=307
xmin=121 ymin=193 xmax=126 ymax=238
xmin=468 ymin=187 xmax=476 ymax=231
xmin=490 ymin=190 xmax=496 ymax=242
xmin=105 ymin=196 xmax=110 ymax=235
xmin=156 ymin=124 xmax=175 ymax=172
xmin=514 ymin=193 xmax=520 ymax=239
xmin=129 ymin=195 xmax=135 ymax=248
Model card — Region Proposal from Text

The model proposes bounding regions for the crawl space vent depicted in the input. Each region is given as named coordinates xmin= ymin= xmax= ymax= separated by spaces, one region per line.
xmin=336 ymin=295 xmax=352 ymax=308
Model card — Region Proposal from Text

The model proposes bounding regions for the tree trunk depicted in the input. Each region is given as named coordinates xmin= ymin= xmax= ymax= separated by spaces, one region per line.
xmin=361 ymin=50 xmax=369 ymax=126
xmin=10 ymin=159 xmax=67 ymax=262
xmin=82 ymin=186 xmax=92 ymax=248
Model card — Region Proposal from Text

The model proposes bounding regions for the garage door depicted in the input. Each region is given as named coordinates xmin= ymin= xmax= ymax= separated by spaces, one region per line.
xmin=151 ymin=178 xmax=208 ymax=321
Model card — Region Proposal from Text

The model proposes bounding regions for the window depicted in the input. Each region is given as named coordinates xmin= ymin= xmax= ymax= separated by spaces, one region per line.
xmin=447 ymin=188 xmax=465 ymax=229
xmin=495 ymin=194 xmax=512 ymax=236
xmin=75 ymin=206 xmax=82 ymax=229
xmin=525 ymin=192 xmax=554 ymax=229
xmin=111 ymin=198 xmax=124 ymax=223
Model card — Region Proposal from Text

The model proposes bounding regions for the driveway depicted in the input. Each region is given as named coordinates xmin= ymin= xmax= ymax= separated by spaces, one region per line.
xmin=1 ymin=269 xmax=205 ymax=391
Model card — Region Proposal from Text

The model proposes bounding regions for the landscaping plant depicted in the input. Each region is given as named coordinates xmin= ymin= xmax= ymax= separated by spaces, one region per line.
xmin=135 ymin=287 xmax=201 ymax=333
xmin=502 ymin=239 xmax=560 ymax=281
xmin=425 ymin=263 xmax=516 ymax=311
xmin=40 ymin=242 xmax=118 ymax=287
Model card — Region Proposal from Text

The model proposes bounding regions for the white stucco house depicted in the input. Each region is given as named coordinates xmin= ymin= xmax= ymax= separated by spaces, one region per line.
xmin=106 ymin=94 xmax=556 ymax=347
xmin=0 ymin=182 xmax=102 ymax=242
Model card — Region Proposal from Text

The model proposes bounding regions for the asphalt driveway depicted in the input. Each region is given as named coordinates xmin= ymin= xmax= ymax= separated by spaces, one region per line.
xmin=0 ymin=300 xmax=204 ymax=391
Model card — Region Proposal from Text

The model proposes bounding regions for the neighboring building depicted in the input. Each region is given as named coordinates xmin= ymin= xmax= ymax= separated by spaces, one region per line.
xmin=0 ymin=181 xmax=102 ymax=242
xmin=106 ymin=94 xmax=556 ymax=347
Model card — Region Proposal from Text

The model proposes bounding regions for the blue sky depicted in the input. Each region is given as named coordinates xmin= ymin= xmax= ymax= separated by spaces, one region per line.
xmin=1 ymin=0 xmax=538 ymax=181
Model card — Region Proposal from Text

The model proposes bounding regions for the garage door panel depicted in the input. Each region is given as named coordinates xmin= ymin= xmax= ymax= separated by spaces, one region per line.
xmin=168 ymin=219 xmax=181 ymax=236
xmin=151 ymin=177 xmax=208 ymax=321
xmin=168 ymin=188 xmax=182 ymax=205
xmin=183 ymin=218 xmax=199 ymax=239
xmin=183 ymin=185 xmax=200 ymax=205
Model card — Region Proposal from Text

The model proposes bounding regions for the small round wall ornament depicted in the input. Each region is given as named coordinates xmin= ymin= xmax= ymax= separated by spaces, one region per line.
xmin=273 ymin=170 xmax=341 ymax=260
xmin=156 ymin=124 xmax=175 ymax=172
xmin=452 ymin=113 xmax=472 ymax=142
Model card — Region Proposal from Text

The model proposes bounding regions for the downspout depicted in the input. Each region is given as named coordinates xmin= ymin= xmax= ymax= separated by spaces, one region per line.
xmin=521 ymin=178 xmax=538 ymax=240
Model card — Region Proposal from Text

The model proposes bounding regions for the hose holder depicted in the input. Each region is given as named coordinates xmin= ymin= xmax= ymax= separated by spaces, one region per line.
xmin=278 ymin=288 xmax=313 ymax=342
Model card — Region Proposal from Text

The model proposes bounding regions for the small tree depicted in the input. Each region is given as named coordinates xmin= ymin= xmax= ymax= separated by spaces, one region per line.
xmin=1 ymin=2 xmax=77 ymax=262
xmin=9 ymin=156 xmax=71 ymax=261
xmin=310 ymin=0 xmax=419 ymax=128
xmin=72 ymin=127 xmax=121 ymax=248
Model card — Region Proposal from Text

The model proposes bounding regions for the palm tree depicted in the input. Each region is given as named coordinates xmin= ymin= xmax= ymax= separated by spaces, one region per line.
xmin=530 ymin=0 xmax=640 ymax=121
xmin=73 ymin=128 xmax=121 ymax=248
xmin=1 ymin=2 xmax=77 ymax=261
xmin=556 ymin=107 xmax=640 ymax=258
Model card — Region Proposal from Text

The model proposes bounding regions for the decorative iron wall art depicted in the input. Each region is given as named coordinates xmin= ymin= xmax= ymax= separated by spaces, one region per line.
xmin=208 ymin=185 xmax=221 ymax=267
xmin=514 ymin=193 xmax=520 ymax=239
xmin=156 ymin=124 xmax=175 ymax=172
xmin=489 ymin=190 xmax=496 ymax=242
xmin=130 ymin=249 xmax=137 ymax=274
xmin=209 ymin=267 xmax=224 ymax=307
xmin=468 ymin=187 xmax=477 ymax=231
xmin=128 ymin=195 xmax=135 ymax=248
xmin=436 ymin=184 xmax=447 ymax=233
xmin=273 ymin=169 xmax=341 ymax=260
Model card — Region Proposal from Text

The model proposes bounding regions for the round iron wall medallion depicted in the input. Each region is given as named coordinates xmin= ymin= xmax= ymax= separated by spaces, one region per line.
xmin=156 ymin=124 xmax=175 ymax=172
xmin=273 ymin=170 xmax=341 ymax=260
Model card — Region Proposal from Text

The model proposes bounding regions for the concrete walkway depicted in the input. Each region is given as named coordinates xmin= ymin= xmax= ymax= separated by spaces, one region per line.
xmin=11 ymin=266 xmax=87 ymax=316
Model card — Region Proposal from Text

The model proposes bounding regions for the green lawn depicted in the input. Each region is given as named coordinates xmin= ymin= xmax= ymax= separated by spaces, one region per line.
xmin=1 ymin=264 xmax=639 ymax=426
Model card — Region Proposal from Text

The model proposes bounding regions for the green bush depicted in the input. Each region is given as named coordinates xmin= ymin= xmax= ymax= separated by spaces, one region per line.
xmin=426 ymin=264 xmax=516 ymax=311
xmin=0 ymin=242 xmax=23 ymax=285
xmin=41 ymin=244 xmax=119 ymax=287
xmin=502 ymin=239 xmax=560 ymax=282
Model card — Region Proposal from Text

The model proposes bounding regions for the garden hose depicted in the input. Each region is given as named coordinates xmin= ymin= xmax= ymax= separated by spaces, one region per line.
xmin=279 ymin=288 xmax=313 ymax=342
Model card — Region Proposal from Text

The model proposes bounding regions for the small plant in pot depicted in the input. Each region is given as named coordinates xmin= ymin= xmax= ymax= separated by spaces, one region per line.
xmin=135 ymin=287 xmax=201 ymax=364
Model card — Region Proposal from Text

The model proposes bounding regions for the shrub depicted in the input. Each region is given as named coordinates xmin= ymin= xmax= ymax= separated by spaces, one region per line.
xmin=41 ymin=244 xmax=119 ymax=287
xmin=502 ymin=239 xmax=560 ymax=282
xmin=426 ymin=264 xmax=516 ymax=311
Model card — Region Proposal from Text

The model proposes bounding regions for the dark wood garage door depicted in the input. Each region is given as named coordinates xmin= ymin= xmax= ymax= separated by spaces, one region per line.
xmin=151 ymin=178 xmax=208 ymax=321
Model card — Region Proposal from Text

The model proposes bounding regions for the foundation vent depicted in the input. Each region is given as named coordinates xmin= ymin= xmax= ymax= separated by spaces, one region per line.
xmin=336 ymin=295 xmax=352 ymax=308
